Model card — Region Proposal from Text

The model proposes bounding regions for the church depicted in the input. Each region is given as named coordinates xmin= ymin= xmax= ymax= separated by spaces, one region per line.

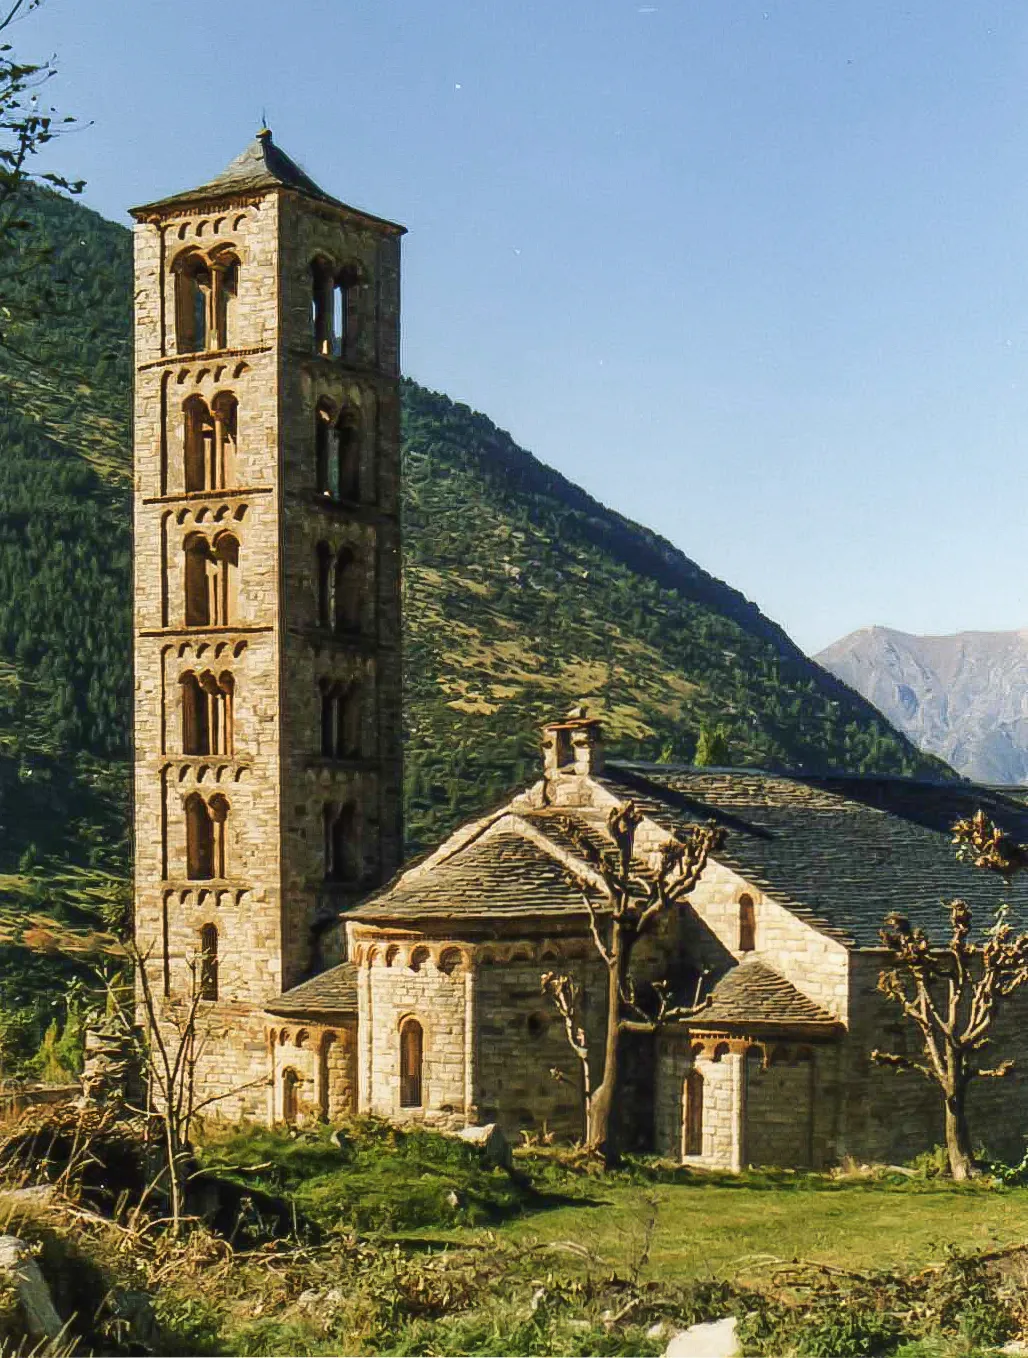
xmin=131 ymin=135 xmax=1028 ymax=1170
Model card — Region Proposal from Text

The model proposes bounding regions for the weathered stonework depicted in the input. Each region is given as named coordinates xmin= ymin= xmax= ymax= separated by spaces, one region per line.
xmin=131 ymin=135 xmax=404 ymax=1118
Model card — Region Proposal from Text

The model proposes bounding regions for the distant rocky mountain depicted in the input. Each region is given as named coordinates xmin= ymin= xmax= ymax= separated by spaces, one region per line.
xmin=816 ymin=625 xmax=1028 ymax=784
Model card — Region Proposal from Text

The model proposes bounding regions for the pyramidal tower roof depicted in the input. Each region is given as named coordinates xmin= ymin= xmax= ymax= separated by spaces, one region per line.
xmin=131 ymin=129 xmax=404 ymax=232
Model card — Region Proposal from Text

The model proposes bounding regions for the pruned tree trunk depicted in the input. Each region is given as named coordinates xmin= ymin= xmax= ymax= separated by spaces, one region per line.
xmin=586 ymin=934 xmax=627 ymax=1166
xmin=944 ymin=1071 xmax=977 ymax=1180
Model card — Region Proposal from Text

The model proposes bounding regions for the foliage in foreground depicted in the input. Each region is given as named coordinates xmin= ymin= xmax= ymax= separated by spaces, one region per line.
xmin=2 ymin=1111 xmax=1028 ymax=1354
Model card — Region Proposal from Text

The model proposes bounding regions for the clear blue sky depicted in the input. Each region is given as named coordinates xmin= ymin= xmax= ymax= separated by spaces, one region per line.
xmin=18 ymin=0 xmax=1028 ymax=653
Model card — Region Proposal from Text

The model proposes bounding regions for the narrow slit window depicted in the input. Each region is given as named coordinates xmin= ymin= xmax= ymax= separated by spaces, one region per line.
xmin=684 ymin=1069 xmax=704 ymax=1156
xmin=199 ymin=923 xmax=218 ymax=1000
xmin=738 ymin=895 xmax=756 ymax=953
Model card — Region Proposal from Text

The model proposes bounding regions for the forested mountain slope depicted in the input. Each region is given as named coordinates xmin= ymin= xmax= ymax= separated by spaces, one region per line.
xmin=0 ymin=188 xmax=949 ymax=1054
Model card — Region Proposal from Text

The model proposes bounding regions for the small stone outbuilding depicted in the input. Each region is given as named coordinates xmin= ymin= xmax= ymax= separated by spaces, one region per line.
xmin=268 ymin=715 xmax=1028 ymax=1169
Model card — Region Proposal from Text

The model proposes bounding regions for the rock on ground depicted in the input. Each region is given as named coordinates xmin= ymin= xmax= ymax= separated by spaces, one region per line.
xmin=0 ymin=1235 xmax=64 ymax=1341
xmin=664 ymin=1316 xmax=740 ymax=1358
xmin=456 ymin=1122 xmax=513 ymax=1171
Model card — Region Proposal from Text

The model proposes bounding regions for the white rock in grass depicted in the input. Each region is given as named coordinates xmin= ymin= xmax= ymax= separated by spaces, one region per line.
xmin=665 ymin=1316 xmax=740 ymax=1358
xmin=457 ymin=1123 xmax=513 ymax=1170
xmin=0 ymin=1235 xmax=63 ymax=1341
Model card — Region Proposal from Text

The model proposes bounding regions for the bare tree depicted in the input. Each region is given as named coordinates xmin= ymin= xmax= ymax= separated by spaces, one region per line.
xmin=102 ymin=940 xmax=261 ymax=1235
xmin=542 ymin=801 xmax=724 ymax=1165
xmin=872 ymin=810 xmax=1028 ymax=1180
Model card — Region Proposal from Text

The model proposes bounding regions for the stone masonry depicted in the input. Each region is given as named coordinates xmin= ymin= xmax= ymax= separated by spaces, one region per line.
xmin=131 ymin=133 xmax=404 ymax=1117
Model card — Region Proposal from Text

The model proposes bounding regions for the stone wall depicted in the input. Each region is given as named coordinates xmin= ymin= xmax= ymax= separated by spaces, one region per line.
xmin=354 ymin=936 xmax=471 ymax=1130
xmin=268 ymin=1017 xmax=357 ymax=1123
xmin=655 ymin=1032 xmax=842 ymax=1170
xmin=133 ymin=169 xmax=404 ymax=1119
xmin=681 ymin=861 xmax=850 ymax=1022
xmin=475 ymin=944 xmax=606 ymax=1142
xmin=134 ymin=195 xmax=285 ymax=1117
xmin=277 ymin=193 xmax=403 ymax=985
xmin=351 ymin=926 xmax=608 ymax=1142
xmin=840 ymin=951 xmax=1028 ymax=1165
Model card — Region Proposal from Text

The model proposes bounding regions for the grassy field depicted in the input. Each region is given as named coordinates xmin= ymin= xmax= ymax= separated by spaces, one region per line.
xmin=496 ymin=1171 xmax=1028 ymax=1282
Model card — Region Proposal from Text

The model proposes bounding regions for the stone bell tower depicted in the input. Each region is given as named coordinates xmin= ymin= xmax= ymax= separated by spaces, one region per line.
xmin=130 ymin=131 xmax=405 ymax=1114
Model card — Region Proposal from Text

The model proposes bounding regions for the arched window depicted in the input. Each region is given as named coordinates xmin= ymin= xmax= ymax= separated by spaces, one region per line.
xmin=199 ymin=923 xmax=218 ymax=1001
xmin=320 ymin=681 xmax=335 ymax=757
xmin=183 ymin=396 xmax=213 ymax=492
xmin=215 ymin=671 xmax=235 ymax=756
xmin=183 ymin=534 xmax=212 ymax=627
xmin=181 ymin=672 xmax=208 ymax=755
xmin=311 ymin=257 xmax=334 ymax=355
xmin=210 ymin=392 xmax=238 ymax=491
xmin=185 ymin=793 xmax=214 ymax=880
xmin=282 ymin=1067 xmax=300 ymax=1123
xmin=333 ymin=548 xmax=360 ymax=634
xmin=175 ymin=253 xmax=211 ymax=354
xmin=738 ymin=895 xmax=756 ymax=953
xmin=332 ymin=281 xmax=346 ymax=358
xmin=683 ymin=1068 xmax=704 ymax=1156
xmin=340 ymin=682 xmax=361 ymax=757
xmin=399 ymin=1018 xmax=423 ymax=1108
xmin=320 ymin=681 xmax=361 ymax=759
xmin=212 ymin=253 xmax=240 ymax=349
xmin=335 ymin=407 xmax=361 ymax=502
xmin=181 ymin=671 xmax=233 ymax=756
xmin=211 ymin=533 xmax=239 ymax=626
xmin=316 ymin=542 xmax=333 ymax=627
xmin=208 ymin=794 xmax=229 ymax=878
xmin=315 ymin=400 xmax=336 ymax=496
xmin=323 ymin=802 xmax=360 ymax=882
xmin=334 ymin=266 xmax=363 ymax=360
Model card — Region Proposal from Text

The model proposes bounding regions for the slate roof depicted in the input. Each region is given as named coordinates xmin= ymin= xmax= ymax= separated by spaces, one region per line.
xmin=351 ymin=829 xmax=588 ymax=921
xmin=132 ymin=130 xmax=405 ymax=232
xmin=692 ymin=960 xmax=839 ymax=1030
xmin=266 ymin=962 xmax=358 ymax=1016
xmin=602 ymin=763 xmax=1028 ymax=946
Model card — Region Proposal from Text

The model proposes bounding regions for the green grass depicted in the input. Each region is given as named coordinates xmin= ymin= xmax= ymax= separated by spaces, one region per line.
xmin=201 ymin=1122 xmax=1028 ymax=1280
xmin=200 ymin=1119 xmax=538 ymax=1233
xmin=497 ymin=1171 xmax=1028 ymax=1283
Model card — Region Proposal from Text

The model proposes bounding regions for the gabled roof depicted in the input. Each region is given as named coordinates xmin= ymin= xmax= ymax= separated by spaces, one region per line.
xmin=131 ymin=130 xmax=405 ymax=232
xmin=692 ymin=959 xmax=839 ymax=1031
xmin=266 ymin=961 xmax=358 ymax=1016
xmin=602 ymin=763 xmax=1028 ymax=946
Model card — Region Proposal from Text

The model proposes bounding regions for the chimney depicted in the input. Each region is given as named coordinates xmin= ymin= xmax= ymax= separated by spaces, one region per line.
xmin=541 ymin=706 xmax=605 ymax=781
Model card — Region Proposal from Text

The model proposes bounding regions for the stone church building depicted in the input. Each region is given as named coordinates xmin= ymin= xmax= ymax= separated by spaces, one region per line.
xmin=132 ymin=136 xmax=1028 ymax=1170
